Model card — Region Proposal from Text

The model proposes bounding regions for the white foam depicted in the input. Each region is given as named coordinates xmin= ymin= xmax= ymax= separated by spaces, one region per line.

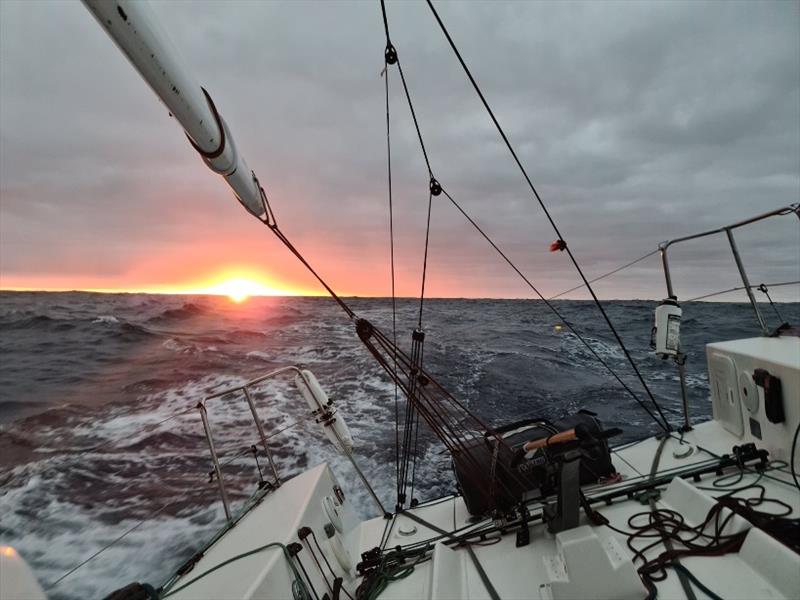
xmin=92 ymin=315 xmax=119 ymax=324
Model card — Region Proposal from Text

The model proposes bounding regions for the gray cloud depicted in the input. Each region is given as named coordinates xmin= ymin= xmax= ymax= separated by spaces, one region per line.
xmin=1 ymin=0 xmax=798 ymax=301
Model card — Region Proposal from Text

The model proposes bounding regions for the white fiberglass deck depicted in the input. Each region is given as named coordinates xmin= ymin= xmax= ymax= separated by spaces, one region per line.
xmin=163 ymin=419 xmax=799 ymax=600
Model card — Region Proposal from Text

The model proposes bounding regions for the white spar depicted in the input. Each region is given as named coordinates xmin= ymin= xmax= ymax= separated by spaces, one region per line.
xmin=81 ymin=0 xmax=266 ymax=219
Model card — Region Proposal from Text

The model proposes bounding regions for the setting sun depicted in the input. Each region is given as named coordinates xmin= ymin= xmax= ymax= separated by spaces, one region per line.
xmin=220 ymin=278 xmax=251 ymax=302
xmin=205 ymin=277 xmax=279 ymax=302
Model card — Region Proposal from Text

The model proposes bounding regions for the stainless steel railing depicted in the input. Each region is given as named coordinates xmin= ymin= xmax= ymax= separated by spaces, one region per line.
xmin=657 ymin=203 xmax=799 ymax=430
xmin=658 ymin=203 xmax=798 ymax=334
xmin=197 ymin=366 xmax=387 ymax=523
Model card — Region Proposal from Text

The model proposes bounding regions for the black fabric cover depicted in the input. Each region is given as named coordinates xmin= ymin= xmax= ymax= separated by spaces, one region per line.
xmin=452 ymin=411 xmax=616 ymax=516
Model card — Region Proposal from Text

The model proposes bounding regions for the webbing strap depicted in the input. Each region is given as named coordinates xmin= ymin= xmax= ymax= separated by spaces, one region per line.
xmin=400 ymin=510 xmax=501 ymax=600
xmin=649 ymin=437 xmax=697 ymax=600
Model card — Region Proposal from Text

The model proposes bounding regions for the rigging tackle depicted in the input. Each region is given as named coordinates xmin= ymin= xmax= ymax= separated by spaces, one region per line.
xmin=422 ymin=0 xmax=672 ymax=432
xmin=240 ymin=0 xmax=683 ymax=514
xmin=88 ymin=0 xmax=678 ymax=517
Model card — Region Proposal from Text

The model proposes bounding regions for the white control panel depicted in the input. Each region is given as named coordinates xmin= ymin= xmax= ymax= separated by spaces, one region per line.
xmin=706 ymin=336 xmax=799 ymax=462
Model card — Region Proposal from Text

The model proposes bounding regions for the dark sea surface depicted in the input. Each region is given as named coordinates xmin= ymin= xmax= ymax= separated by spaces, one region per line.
xmin=1 ymin=291 xmax=797 ymax=599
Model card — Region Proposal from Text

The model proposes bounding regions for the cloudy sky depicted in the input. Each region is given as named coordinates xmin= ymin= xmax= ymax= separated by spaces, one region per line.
xmin=1 ymin=0 xmax=798 ymax=300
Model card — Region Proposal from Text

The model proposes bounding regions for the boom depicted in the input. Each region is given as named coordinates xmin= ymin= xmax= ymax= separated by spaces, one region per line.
xmin=82 ymin=0 xmax=266 ymax=219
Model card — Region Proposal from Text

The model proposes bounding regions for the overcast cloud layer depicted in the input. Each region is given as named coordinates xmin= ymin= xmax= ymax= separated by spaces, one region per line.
xmin=1 ymin=0 xmax=798 ymax=300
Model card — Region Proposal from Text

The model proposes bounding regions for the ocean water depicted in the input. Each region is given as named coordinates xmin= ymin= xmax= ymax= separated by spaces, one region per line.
xmin=0 ymin=292 xmax=796 ymax=598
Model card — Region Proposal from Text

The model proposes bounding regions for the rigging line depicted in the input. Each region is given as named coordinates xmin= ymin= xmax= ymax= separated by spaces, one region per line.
xmin=381 ymin=0 xmax=434 ymax=178
xmin=425 ymin=0 xmax=671 ymax=432
xmin=685 ymin=280 xmax=800 ymax=303
xmin=385 ymin=59 xmax=401 ymax=503
xmin=269 ymin=227 xmax=355 ymax=319
xmin=47 ymin=501 xmax=173 ymax=589
xmin=418 ymin=191 xmax=434 ymax=328
xmin=375 ymin=5 xmax=667 ymax=474
xmin=163 ymin=543 xmax=306 ymax=599
xmin=379 ymin=0 xmax=392 ymax=46
xmin=368 ymin=306 xmax=635 ymax=503
xmin=548 ymin=249 xmax=660 ymax=300
xmin=409 ymin=410 xmax=422 ymax=502
xmin=758 ymin=284 xmax=785 ymax=324
xmin=441 ymin=188 xmax=670 ymax=432
xmin=70 ymin=405 xmax=197 ymax=458
xmin=395 ymin=59 xmax=434 ymax=178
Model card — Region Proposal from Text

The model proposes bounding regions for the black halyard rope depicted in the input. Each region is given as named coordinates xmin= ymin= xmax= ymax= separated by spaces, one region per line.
xmin=395 ymin=61 xmax=434 ymax=179
xmin=424 ymin=0 xmax=671 ymax=433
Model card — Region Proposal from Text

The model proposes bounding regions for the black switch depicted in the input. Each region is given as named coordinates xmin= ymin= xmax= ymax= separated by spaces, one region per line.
xmin=753 ymin=368 xmax=785 ymax=424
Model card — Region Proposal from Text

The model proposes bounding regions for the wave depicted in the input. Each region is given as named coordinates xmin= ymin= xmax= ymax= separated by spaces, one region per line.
xmin=0 ymin=314 xmax=158 ymax=343
xmin=264 ymin=313 xmax=303 ymax=326
xmin=226 ymin=329 xmax=268 ymax=341
xmin=116 ymin=431 xmax=200 ymax=452
xmin=112 ymin=321 xmax=158 ymax=339
xmin=148 ymin=302 xmax=208 ymax=322
xmin=0 ymin=314 xmax=64 ymax=330
xmin=245 ymin=350 xmax=271 ymax=361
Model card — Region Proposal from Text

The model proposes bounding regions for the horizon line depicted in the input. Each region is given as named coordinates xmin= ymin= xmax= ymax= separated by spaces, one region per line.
xmin=0 ymin=287 xmax=791 ymax=303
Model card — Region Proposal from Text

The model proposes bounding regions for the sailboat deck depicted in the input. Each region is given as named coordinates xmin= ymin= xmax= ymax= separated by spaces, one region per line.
xmin=365 ymin=420 xmax=799 ymax=600
xmin=164 ymin=419 xmax=799 ymax=600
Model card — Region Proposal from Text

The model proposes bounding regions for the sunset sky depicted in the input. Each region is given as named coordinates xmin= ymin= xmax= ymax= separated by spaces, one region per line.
xmin=1 ymin=1 xmax=798 ymax=300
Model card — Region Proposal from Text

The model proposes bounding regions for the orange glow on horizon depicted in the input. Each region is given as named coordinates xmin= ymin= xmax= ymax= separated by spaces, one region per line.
xmin=0 ymin=268 xmax=326 ymax=298
xmin=175 ymin=268 xmax=319 ymax=298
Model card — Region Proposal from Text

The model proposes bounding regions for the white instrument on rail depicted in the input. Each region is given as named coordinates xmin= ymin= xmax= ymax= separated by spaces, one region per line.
xmin=653 ymin=297 xmax=682 ymax=358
